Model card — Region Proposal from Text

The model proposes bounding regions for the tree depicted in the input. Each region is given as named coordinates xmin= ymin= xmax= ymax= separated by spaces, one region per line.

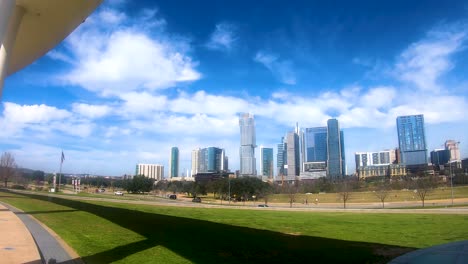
xmin=285 ymin=182 xmax=298 ymax=208
xmin=413 ymin=176 xmax=436 ymax=208
xmin=336 ymin=179 xmax=352 ymax=209
xmin=374 ymin=180 xmax=390 ymax=208
xmin=125 ymin=175 xmax=154 ymax=194
xmin=0 ymin=152 xmax=17 ymax=187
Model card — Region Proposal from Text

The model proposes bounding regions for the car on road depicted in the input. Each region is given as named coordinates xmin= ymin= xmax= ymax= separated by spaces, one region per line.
xmin=114 ymin=191 xmax=124 ymax=196
xmin=257 ymin=204 xmax=269 ymax=207
xmin=169 ymin=194 xmax=177 ymax=200
xmin=192 ymin=197 xmax=202 ymax=203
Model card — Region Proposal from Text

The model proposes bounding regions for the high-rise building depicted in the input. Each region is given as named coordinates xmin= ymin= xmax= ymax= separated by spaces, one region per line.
xmin=239 ymin=113 xmax=256 ymax=176
xmin=430 ymin=149 xmax=451 ymax=166
xmin=277 ymin=137 xmax=287 ymax=177
xmin=396 ymin=115 xmax=427 ymax=165
xmin=135 ymin=164 xmax=164 ymax=180
xmin=169 ymin=147 xmax=179 ymax=178
xmin=445 ymin=140 xmax=460 ymax=161
xmin=260 ymin=147 xmax=274 ymax=180
xmin=198 ymin=147 xmax=226 ymax=173
xmin=286 ymin=131 xmax=300 ymax=180
xmin=327 ymin=118 xmax=345 ymax=179
xmin=191 ymin=148 xmax=201 ymax=177
xmin=303 ymin=127 xmax=328 ymax=163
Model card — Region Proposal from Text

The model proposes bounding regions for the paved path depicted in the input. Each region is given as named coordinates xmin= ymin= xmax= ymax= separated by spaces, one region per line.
xmin=0 ymin=203 xmax=41 ymax=264
xmin=389 ymin=240 xmax=468 ymax=264
xmin=0 ymin=201 xmax=81 ymax=264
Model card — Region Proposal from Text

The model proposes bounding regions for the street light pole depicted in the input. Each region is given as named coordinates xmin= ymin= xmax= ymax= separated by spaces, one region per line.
xmin=450 ymin=161 xmax=454 ymax=206
xmin=228 ymin=176 xmax=231 ymax=205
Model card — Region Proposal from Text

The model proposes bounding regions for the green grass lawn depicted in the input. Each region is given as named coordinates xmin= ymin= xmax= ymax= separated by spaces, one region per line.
xmin=268 ymin=185 xmax=468 ymax=204
xmin=1 ymin=190 xmax=467 ymax=264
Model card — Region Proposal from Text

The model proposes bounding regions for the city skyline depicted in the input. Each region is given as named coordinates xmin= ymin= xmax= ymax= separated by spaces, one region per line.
xmin=0 ymin=1 xmax=467 ymax=176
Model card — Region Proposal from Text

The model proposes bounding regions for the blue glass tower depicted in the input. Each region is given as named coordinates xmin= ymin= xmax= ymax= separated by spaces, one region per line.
xmin=261 ymin=147 xmax=274 ymax=178
xmin=304 ymin=127 xmax=328 ymax=162
xmin=169 ymin=147 xmax=179 ymax=178
xmin=396 ymin=115 xmax=427 ymax=165
xmin=327 ymin=119 xmax=345 ymax=179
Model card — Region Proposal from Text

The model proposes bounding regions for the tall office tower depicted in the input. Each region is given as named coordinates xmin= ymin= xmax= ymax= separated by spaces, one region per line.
xmin=169 ymin=147 xmax=179 ymax=178
xmin=327 ymin=118 xmax=345 ymax=179
xmin=135 ymin=164 xmax=164 ymax=180
xmin=277 ymin=137 xmax=287 ymax=177
xmin=286 ymin=131 xmax=300 ymax=180
xmin=191 ymin=148 xmax=201 ymax=177
xmin=445 ymin=140 xmax=460 ymax=161
xmin=303 ymin=127 xmax=328 ymax=162
xmin=239 ymin=113 xmax=256 ymax=176
xmin=396 ymin=114 xmax=428 ymax=165
xmin=199 ymin=147 xmax=226 ymax=173
xmin=260 ymin=147 xmax=274 ymax=180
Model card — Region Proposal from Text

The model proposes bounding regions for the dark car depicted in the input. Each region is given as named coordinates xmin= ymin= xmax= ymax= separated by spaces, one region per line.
xmin=192 ymin=197 xmax=201 ymax=203
xmin=169 ymin=194 xmax=177 ymax=200
xmin=257 ymin=204 xmax=269 ymax=207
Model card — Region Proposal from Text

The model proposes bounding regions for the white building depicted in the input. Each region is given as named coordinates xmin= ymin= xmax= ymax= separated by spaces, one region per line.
xmin=136 ymin=164 xmax=164 ymax=181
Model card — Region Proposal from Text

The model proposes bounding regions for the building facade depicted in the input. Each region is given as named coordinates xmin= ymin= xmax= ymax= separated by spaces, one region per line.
xmin=286 ymin=131 xmax=300 ymax=180
xmin=396 ymin=114 xmax=428 ymax=165
xmin=239 ymin=113 xmax=256 ymax=176
xmin=277 ymin=137 xmax=287 ymax=177
xmin=355 ymin=149 xmax=397 ymax=169
xmin=303 ymin=127 xmax=328 ymax=163
xmin=327 ymin=118 xmax=345 ymax=179
xmin=198 ymin=147 xmax=226 ymax=173
xmin=191 ymin=148 xmax=200 ymax=177
xmin=169 ymin=147 xmax=179 ymax=178
xmin=135 ymin=164 xmax=164 ymax=181
xmin=445 ymin=140 xmax=460 ymax=161
xmin=430 ymin=149 xmax=451 ymax=166
xmin=260 ymin=147 xmax=274 ymax=181
xmin=357 ymin=164 xmax=406 ymax=179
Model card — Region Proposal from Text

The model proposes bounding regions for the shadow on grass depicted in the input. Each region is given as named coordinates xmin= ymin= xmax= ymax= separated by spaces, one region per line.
xmin=15 ymin=209 xmax=79 ymax=215
xmin=2 ymin=190 xmax=414 ymax=264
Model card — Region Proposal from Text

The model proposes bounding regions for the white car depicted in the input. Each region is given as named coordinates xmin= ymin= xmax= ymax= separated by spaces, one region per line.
xmin=114 ymin=191 xmax=124 ymax=196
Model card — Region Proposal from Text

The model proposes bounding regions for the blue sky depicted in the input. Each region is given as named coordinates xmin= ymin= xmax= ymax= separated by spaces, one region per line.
xmin=1 ymin=0 xmax=468 ymax=176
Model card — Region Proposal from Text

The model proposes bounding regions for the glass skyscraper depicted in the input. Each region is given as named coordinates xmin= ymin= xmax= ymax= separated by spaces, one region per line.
xmin=169 ymin=147 xmax=179 ymax=178
xmin=396 ymin=114 xmax=427 ymax=165
xmin=303 ymin=127 xmax=328 ymax=162
xmin=198 ymin=147 xmax=225 ymax=173
xmin=277 ymin=137 xmax=287 ymax=177
xmin=239 ymin=113 xmax=256 ymax=176
xmin=260 ymin=147 xmax=274 ymax=179
xmin=286 ymin=131 xmax=300 ymax=179
xmin=327 ymin=119 xmax=345 ymax=179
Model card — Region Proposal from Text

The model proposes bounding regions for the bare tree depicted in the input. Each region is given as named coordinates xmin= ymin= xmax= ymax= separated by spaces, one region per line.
xmin=285 ymin=182 xmax=298 ymax=208
xmin=0 ymin=152 xmax=17 ymax=187
xmin=374 ymin=180 xmax=390 ymax=208
xmin=336 ymin=180 xmax=352 ymax=209
xmin=413 ymin=176 xmax=436 ymax=208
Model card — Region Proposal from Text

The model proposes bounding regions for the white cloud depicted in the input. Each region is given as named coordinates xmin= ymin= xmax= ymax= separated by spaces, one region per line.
xmin=206 ymin=22 xmax=238 ymax=51
xmin=254 ymin=51 xmax=296 ymax=85
xmin=72 ymin=103 xmax=112 ymax=119
xmin=2 ymin=102 xmax=71 ymax=124
xmin=58 ymin=8 xmax=201 ymax=96
xmin=394 ymin=25 xmax=467 ymax=91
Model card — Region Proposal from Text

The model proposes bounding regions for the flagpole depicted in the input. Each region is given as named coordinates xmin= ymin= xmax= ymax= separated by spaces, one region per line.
xmin=58 ymin=151 xmax=64 ymax=192
xmin=58 ymin=160 xmax=62 ymax=192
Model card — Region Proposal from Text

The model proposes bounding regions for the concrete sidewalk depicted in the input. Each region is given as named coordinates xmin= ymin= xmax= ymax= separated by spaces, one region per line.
xmin=389 ymin=240 xmax=468 ymax=264
xmin=0 ymin=203 xmax=41 ymax=264
xmin=0 ymin=201 xmax=82 ymax=264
